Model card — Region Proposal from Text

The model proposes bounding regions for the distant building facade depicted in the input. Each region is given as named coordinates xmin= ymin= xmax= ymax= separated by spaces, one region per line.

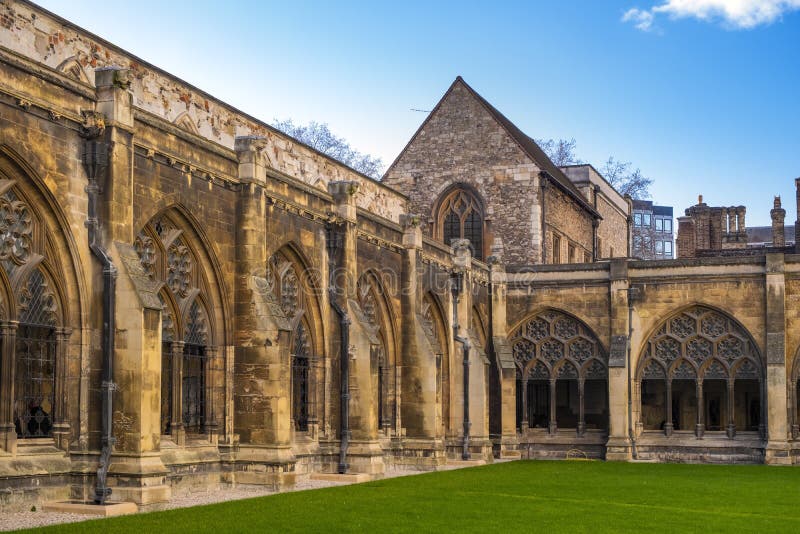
xmin=631 ymin=199 xmax=674 ymax=259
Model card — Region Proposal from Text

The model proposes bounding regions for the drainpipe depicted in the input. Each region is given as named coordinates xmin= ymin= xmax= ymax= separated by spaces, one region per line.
xmin=487 ymin=261 xmax=495 ymax=444
xmin=327 ymin=223 xmax=350 ymax=474
xmin=82 ymin=136 xmax=117 ymax=504
xmin=450 ymin=272 xmax=471 ymax=460
xmin=627 ymin=286 xmax=638 ymax=460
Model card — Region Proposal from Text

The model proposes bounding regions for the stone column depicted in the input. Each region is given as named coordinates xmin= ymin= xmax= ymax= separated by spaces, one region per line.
xmin=204 ymin=346 xmax=221 ymax=444
xmin=695 ymin=379 xmax=705 ymax=439
xmin=791 ymin=378 xmax=798 ymax=440
xmin=91 ymin=67 xmax=170 ymax=504
xmin=606 ymin=259 xmax=632 ymax=460
xmin=399 ymin=215 xmax=439 ymax=446
xmin=736 ymin=207 xmax=746 ymax=236
xmin=577 ymin=379 xmax=586 ymax=437
xmin=764 ymin=253 xmax=790 ymax=464
xmin=771 ymin=196 xmax=786 ymax=248
xmin=329 ymin=181 xmax=384 ymax=476
xmin=794 ymin=178 xmax=800 ymax=252
xmin=52 ymin=327 xmax=73 ymax=451
xmin=95 ymin=67 xmax=135 ymax=244
xmin=722 ymin=207 xmax=731 ymax=236
xmin=450 ymin=239 xmax=491 ymax=460
xmin=489 ymin=252 xmax=519 ymax=458
xmin=0 ymin=321 xmax=18 ymax=453
xmin=169 ymin=341 xmax=185 ymax=446
xmin=231 ymin=136 xmax=294 ymax=485
xmin=664 ymin=379 xmax=673 ymax=437
xmin=548 ymin=378 xmax=557 ymax=435
xmin=726 ymin=380 xmax=736 ymax=439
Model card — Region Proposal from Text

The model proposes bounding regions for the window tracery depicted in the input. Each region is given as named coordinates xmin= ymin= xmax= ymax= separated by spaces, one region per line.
xmin=436 ymin=187 xmax=484 ymax=260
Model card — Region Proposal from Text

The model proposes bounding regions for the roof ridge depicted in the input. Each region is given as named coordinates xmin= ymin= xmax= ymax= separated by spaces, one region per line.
xmin=453 ymin=78 xmax=600 ymax=218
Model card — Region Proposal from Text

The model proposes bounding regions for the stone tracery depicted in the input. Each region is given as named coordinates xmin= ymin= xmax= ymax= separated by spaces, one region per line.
xmin=637 ymin=306 xmax=763 ymax=437
xmin=136 ymin=213 xmax=216 ymax=441
xmin=511 ymin=309 xmax=608 ymax=435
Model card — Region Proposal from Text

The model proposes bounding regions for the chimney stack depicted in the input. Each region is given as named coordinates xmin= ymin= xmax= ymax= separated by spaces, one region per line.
xmin=795 ymin=178 xmax=800 ymax=250
xmin=771 ymin=196 xmax=786 ymax=248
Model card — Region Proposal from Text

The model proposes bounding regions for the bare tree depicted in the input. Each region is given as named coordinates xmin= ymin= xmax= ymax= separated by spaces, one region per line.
xmin=272 ymin=119 xmax=384 ymax=179
xmin=536 ymin=137 xmax=654 ymax=199
xmin=599 ymin=156 xmax=653 ymax=199
xmin=535 ymin=138 xmax=583 ymax=167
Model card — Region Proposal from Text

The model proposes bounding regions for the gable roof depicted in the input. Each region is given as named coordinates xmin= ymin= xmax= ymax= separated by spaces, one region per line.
xmin=385 ymin=76 xmax=600 ymax=218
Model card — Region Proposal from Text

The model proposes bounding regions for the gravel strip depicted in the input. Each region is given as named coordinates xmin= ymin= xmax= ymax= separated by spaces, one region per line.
xmin=0 ymin=461 xmax=504 ymax=532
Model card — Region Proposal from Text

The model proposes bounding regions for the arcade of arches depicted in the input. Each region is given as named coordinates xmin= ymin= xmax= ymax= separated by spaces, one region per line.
xmin=3 ymin=0 xmax=800 ymax=509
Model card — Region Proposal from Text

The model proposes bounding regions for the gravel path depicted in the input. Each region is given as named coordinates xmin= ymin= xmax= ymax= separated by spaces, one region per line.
xmin=0 ymin=461 xmax=501 ymax=532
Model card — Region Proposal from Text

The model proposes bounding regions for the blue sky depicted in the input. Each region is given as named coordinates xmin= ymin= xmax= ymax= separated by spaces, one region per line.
xmin=38 ymin=0 xmax=800 ymax=226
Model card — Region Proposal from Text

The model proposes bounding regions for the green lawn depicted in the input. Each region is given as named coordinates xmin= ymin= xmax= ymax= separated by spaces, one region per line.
xmin=25 ymin=461 xmax=800 ymax=533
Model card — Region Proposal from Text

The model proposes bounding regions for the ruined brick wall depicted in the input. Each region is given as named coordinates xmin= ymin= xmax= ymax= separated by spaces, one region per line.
xmin=383 ymin=80 xmax=542 ymax=267
xmin=676 ymin=217 xmax=696 ymax=259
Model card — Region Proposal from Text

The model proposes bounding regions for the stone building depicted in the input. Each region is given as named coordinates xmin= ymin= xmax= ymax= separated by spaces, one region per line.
xmin=383 ymin=77 xmax=606 ymax=267
xmin=2 ymin=0 xmax=800 ymax=512
xmin=560 ymin=164 xmax=630 ymax=260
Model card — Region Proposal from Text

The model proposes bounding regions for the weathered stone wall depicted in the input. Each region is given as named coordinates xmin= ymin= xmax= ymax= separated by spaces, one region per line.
xmin=595 ymin=192 xmax=629 ymax=259
xmin=504 ymin=255 xmax=798 ymax=464
xmin=0 ymin=0 xmax=407 ymax=222
xmin=562 ymin=165 xmax=630 ymax=260
xmin=2 ymin=0 xmax=800 ymax=511
xmin=543 ymin=184 xmax=594 ymax=263
xmin=384 ymin=80 xmax=544 ymax=266
xmin=2 ymin=6 xmax=491 ymax=503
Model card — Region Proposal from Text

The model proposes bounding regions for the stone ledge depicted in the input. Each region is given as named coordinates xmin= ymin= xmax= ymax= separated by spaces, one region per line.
xmin=42 ymin=501 xmax=138 ymax=517
xmin=444 ymin=459 xmax=486 ymax=468
xmin=309 ymin=473 xmax=373 ymax=483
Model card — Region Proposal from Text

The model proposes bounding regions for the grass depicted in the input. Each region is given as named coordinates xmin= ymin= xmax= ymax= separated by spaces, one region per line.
xmin=24 ymin=461 xmax=800 ymax=533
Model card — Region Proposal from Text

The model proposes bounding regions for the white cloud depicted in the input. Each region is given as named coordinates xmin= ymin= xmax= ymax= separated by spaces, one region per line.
xmin=622 ymin=0 xmax=800 ymax=31
xmin=622 ymin=8 xmax=656 ymax=30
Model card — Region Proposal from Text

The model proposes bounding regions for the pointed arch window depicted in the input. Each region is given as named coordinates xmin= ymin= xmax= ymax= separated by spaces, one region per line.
xmin=134 ymin=214 xmax=217 ymax=441
xmin=14 ymin=269 xmax=58 ymax=438
xmin=265 ymin=249 xmax=321 ymax=435
xmin=291 ymin=320 xmax=311 ymax=432
xmin=436 ymin=187 xmax=485 ymax=260
xmin=183 ymin=300 xmax=209 ymax=433
xmin=0 ymin=177 xmax=71 ymax=450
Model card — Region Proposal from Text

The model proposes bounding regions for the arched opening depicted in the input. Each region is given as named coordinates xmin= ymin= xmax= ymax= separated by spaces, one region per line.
xmin=357 ymin=272 xmax=398 ymax=437
xmin=791 ymin=354 xmax=800 ymax=440
xmin=291 ymin=319 xmax=311 ymax=432
xmin=511 ymin=309 xmax=608 ymax=436
xmin=733 ymin=359 xmax=761 ymax=432
xmin=265 ymin=245 xmax=324 ymax=437
xmin=0 ymin=182 xmax=70 ymax=445
xmin=14 ymin=269 xmax=58 ymax=438
xmin=0 ymin=151 xmax=83 ymax=452
xmin=183 ymin=300 xmax=210 ymax=433
xmin=555 ymin=362 xmax=579 ymax=430
xmin=434 ymin=185 xmax=485 ymax=260
xmin=640 ymin=360 xmax=667 ymax=431
xmin=421 ymin=294 xmax=448 ymax=436
xmin=134 ymin=211 xmax=223 ymax=442
xmin=636 ymin=306 xmax=764 ymax=438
